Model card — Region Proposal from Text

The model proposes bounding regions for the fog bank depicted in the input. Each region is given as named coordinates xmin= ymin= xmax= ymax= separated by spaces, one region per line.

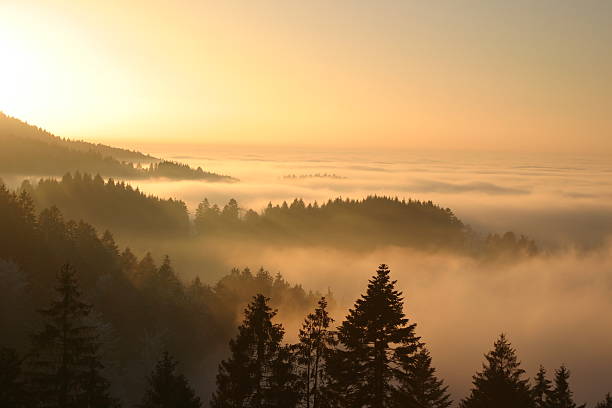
xmin=228 ymin=244 xmax=612 ymax=406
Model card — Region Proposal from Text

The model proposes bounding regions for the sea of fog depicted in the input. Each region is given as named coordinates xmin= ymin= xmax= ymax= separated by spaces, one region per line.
xmin=129 ymin=144 xmax=612 ymax=249
xmin=92 ymin=145 xmax=612 ymax=403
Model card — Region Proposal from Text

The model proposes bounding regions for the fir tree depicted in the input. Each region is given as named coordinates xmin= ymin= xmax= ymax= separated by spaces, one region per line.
xmin=533 ymin=365 xmax=552 ymax=408
xmin=156 ymin=255 xmax=182 ymax=297
xmin=460 ymin=334 xmax=533 ymax=408
xmin=295 ymin=297 xmax=337 ymax=408
xmin=222 ymin=198 xmax=240 ymax=221
xmin=547 ymin=366 xmax=585 ymax=408
xmin=120 ymin=247 xmax=139 ymax=282
xmin=101 ymin=230 xmax=120 ymax=258
xmin=139 ymin=351 xmax=201 ymax=408
xmin=135 ymin=252 xmax=157 ymax=287
xmin=596 ymin=394 xmax=612 ymax=408
xmin=194 ymin=199 xmax=210 ymax=234
xmin=331 ymin=264 xmax=421 ymax=408
xmin=395 ymin=347 xmax=452 ymax=408
xmin=27 ymin=264 xmax=119 ymax=408
xmin=210 ymin=294 xmax=298 ymax=408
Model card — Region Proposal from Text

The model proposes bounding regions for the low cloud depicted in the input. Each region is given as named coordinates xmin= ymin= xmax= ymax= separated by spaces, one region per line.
xmin=213 ymin=243 xmax=612 ymax=406
xmin=408 ymin=179 xmax=530 ymax=195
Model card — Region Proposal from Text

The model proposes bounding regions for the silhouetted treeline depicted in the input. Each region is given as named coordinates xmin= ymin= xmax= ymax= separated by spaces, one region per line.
xmin=194 ymin=196 xmax=538 ymax=257
xmin=0 ymin=112 xmax=234 ymax=181
xmin=16 ymin=172 xmax=536 ymax=258
xmin=2 ymin=262 xmax=608 ymax=407
xmin=146 ymin=161 xmax=235 ymax=181
xmin=204 ymin=265 xmax=609 ymax=407
xmin=0 ymin=183 xmax=324 ymax=404
xmin=283 ymin=173 xmax=348 ymax=180
xmin=195 ymin=196 xmax=465 ymax=249
xmin=21 ymin=173 xmax=191 ymax=237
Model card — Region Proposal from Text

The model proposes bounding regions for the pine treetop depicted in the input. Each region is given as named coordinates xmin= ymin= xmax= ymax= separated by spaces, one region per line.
xmin=340 ymin=264 xmax=418 ymax=350
xmin=460 ymin=334 xmax=533 ymax=408
xmin=139 ymin=351 xmax=202 ymax=408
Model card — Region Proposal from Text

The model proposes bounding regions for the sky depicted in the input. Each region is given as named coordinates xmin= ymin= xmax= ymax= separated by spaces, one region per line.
xmin=0 ymin=0 xmax=611 ymax=152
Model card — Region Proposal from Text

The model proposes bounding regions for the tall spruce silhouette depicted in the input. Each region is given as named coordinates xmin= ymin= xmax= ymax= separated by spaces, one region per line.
xmin=533 ymin=365 xmax=552 ymax=408
xmin=460 ymin=334 xmax=533 ymax=408
xmin=395 ymin=347 xmax=452 ymax=408
xmin=547 ymin=366 xmax=585 ymax=408
xmin=27 ymin=264 xmax=119 ymax=408
xmin=330 ymin=264 xmax=421 ymax=407
xmin=294 ymin=297 xmax=337 ymax=408
xmin=139 ymin=351 xmax=201 ymax=408
xmin=210 ymin=294 xmax=298 ymax=408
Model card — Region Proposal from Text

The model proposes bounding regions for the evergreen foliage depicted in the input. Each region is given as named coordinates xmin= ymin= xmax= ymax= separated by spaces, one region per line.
xmin=192 ymin=196 xmax=537 ymax=256
xmin=0 ymin=112 xmax=233 ymax=181
xmin=460 ymin=334 xmax=534 ymax=408
xmin=27 ymin=264 xmax=119 ymax=408
xmin=211 ymin=294 xmax=298 ymax=408
xmin=395 ymin=347 xmax=452 ymax=408
xmin=548 ymin=366 xmax=585 ymax=408
xmin=294 ymin=297 xmax=338 ymax=408
xmin=0 ymin=181 xmax=326 ymax=404
xmin=23 ymin=174 xmax=191 ymax=237
xmin=139 ymin=351 xmax=202 ymax=408
xmin=533 ymin=365 xmax=553 ymax=408
xmin=1 ymin=180 xmax=609 ymax=407
xmin=330 ymin=264 xmax=422 ymax=407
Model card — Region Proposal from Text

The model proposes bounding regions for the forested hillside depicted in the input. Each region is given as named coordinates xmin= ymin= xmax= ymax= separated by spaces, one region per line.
xmin=0 ymin=112 xmax=234 ymax=181
xmin=0 ymin=182 xmax=323 ymax=404
xmin=194 ymin=195 xmax=537 ymax=256
xmin=0 ymin=112 xmax=154 ymax=163
xmin=0 ymin=190 xmax=605 ymax=407
xmin=17 ymin=173 xmax=537 ymax=258
xmin=1 ymin=181 xmax=608 ymax=407
xmin=22 ymin=174 xmax=191 ymax=237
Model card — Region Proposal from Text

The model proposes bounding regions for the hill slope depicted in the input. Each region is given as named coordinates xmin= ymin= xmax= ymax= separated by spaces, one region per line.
xmin=0 ymin=112 xmax=235 ymax=181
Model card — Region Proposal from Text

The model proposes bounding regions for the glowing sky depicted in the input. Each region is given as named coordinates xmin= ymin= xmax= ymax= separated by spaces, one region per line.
xmin=1 ymin=0 xmax=611 ymax=152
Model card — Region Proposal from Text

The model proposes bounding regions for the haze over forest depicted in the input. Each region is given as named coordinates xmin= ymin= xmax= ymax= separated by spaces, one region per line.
xmin=1 ymin=1 xmax=611 ymax=408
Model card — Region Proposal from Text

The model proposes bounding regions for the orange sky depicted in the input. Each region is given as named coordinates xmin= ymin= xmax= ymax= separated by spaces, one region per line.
xmin=1 ymin=0 xmax=611 ymax=153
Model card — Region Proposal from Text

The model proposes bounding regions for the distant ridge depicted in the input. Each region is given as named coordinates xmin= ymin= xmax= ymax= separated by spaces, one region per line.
xmin=0 ymin=112 xmax=155 ymax=163
xmin=0 ymin=112 xmax=236 ymax=181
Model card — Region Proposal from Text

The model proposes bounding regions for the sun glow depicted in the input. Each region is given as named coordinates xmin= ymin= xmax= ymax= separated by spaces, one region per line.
xmin=1 ymin=1 xmax=611 ymax=152
xmin=0 ymin=20 xmax=53 ymax=121
xmin=0 ymin=4 xmax=145 ymax=136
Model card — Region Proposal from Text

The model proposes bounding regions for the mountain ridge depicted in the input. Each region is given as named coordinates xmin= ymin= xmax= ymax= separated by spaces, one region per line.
xmin=0 ymin=112 xmax=236 ymax=181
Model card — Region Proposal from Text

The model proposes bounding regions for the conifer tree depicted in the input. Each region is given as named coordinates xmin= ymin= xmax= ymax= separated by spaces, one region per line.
xmin=460 ymin=334 xmax=533 ymax=408
xmin=139 ymin=351 xmax=201 ymax=408
xmin=135 ymin=252 xmax=157 ymax=287
xmin=101 ymin=230 xmax=120 ymax=258
xmin=331 ymin=264 xmax=421 ymax=407
xmin=547 ymin=366 xmax=585 ymax=408
xmin=596 ymin=394 xmax=612 ymax=408
xmin=210 ymin=294 xmax=298 ymax=408
xmin=533 ymin=365 xmax=552 ymax=408
xmin=120 ymin=247 xmax=139 ymax=282
xmin=17 ymin=189 xmax=37 ymax=228
xmin=156 ymin=255 xmax=182 ymax=296
xmin=295 ymin=297 xmax=337 ymax=408
xmin=395 ymin=347 xmax=452 ymax=408
xmin=222 ymin=198 xmax=240 ymax=221
xmin=194 ymin=199 xmax=210 ymax=234
xmin=27 ymin=264 xmax=119 ymax=408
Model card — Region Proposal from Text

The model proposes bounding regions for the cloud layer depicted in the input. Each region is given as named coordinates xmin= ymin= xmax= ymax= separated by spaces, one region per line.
xmin=131 ymin=146 xmax=612 ymax=249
